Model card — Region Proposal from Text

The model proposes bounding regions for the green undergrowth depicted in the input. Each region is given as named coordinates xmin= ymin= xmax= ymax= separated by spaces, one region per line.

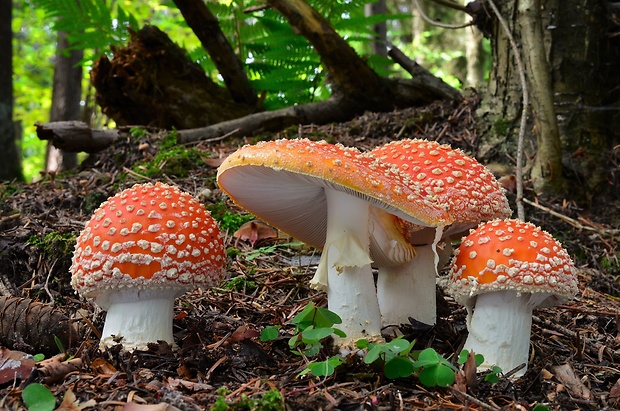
xmin=260 ymin=302 xmax=506 ymax=388
xmin=210 ymin=387 xmax=283 ymax=411
xmin=27 ymin=231 xmax=76 ymax=259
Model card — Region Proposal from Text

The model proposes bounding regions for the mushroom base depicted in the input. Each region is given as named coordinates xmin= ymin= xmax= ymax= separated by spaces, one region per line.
xmin=98 ymin=288 xmax=181 ymax=351
xmin=463 ymin=290 xmax=545 ymax=378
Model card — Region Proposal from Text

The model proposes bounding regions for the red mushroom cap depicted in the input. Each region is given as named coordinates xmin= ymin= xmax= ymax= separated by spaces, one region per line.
xmin=447 ymin=219 xmax=578 ymax=306
xmin=70 ymin=182 xmax=226 ymax=299
xmin=217 ymin=138 xmax=453 ymax=248
xmin=370 ymin=139 xmax=511 ymax=232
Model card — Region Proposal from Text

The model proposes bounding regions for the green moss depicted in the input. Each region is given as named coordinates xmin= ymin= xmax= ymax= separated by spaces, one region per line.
xmin=493 ymin=118 xmax=511 ymax=136
xmin=210 ymin=388 xmax=283 ymax=411
xmin=206 ymin=202 xmax=254 ymax=233
xmin=28 ymin=231 xmax=76 ymax=259
xmin=601 ymin=253 xmax=619 ymax=275
xmin=223 ymin=276 xmax=258 ymax=293
xmin=133 ymin=144 xmax=208 ymax=179
xmin=83 ymin=190 xmax=109 ymax=214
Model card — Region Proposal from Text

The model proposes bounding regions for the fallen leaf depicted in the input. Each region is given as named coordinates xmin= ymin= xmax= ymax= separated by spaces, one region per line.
xmin=230 ymin=324 xmax=260 ymax=342
xmin=166 ymin=378 xmax=213 ymax=392
xmin=233 ymin=220 xmax=278 ymax=247
xmin=609 ymin=377 xmax=620 ymax=398
xmin=0 ymin=347 xmax=35 ymax=384
xmin=56 ymin=388 xmax=97 ymax=410
xmin=90 ymin=358 xmax=117 ymax=375
xmin=552 ymin=363 xmax=591 ymax=400
xmin=463 ymin=350 xmax=478 ymax=389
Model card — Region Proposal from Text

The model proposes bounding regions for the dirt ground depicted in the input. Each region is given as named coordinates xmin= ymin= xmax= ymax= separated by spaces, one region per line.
xmin=0 ymin=96 xmax=619 ymax=410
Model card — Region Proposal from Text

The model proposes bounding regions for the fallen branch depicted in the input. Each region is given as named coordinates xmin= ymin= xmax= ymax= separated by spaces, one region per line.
xmin=36 ymin=121 xmax=120 ymax=153
xmin=523 ymin=198 xmax=620 ymax=239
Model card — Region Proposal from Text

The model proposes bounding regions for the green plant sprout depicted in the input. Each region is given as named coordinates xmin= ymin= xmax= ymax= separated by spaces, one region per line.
xmin=288 ymin=302 xmax=346 ymax=358
xmin=412 ymin=348 xmax=458 ymax=387
xmin=21 ymin=383 xmax=56 ymax=411
xmin=210 ymin=387 xmax=283 ymax=411
xmin=358 ymin=337 xmax=416 ymax=379
xmin=259 ymin=325 xmax=281 ymax=342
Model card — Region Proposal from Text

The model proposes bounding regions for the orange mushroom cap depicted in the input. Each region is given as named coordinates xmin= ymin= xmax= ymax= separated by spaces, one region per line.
xmin=217 ymin=138 xmax=453 ymax=249
xmin=370 ymin=139 xmax=511 ymax=230
xmin=448 ymin=219 xmax=578 ymax=305
xmin=70 ymin=182 xmax=226 ymax=299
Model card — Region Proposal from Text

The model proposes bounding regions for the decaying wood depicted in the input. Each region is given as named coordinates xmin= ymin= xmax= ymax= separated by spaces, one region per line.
xmin=0 ymin=296 xmax=81 ymax=356
xmin=37 ymin=353 xmax=83 ymax=384
xmin=36 ymin=121 xmax=120 ymax=153
xmin=91 ymin=25 xmax=259 ymax=129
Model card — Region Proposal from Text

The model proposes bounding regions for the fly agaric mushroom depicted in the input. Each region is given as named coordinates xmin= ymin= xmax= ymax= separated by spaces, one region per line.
xmin=70 ymin=182 xmax=226 ymax=351
xmin=368 ymin=139 xmax=511 ymax=327
xmin=447 ymin=219 xmax=578 ymax=377
xmin=217 ymin=138 xmax=452 ymax=346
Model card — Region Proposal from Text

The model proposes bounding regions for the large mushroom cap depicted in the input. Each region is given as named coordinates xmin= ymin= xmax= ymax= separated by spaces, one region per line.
xmin=70 ymin=182 xmax=226 ymax=305
xmin=447 ymin=218 xmax=578 ymax=307
xmin=217 ymin=138 xmax=453 ymax=248
xmin=370 ymin=139 xmax=512 ymax=236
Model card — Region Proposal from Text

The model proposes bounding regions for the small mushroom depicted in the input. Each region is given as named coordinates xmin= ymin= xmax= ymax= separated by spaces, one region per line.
xmin=217 ymin=138 xmax=452 ymax=347
xmin=447 ymin=219 xmax=578 ymax=377
xmin=70 ymin=182 xmax=226 ymax=351
xmin=368 ymin=139 xmax=512 ymax=327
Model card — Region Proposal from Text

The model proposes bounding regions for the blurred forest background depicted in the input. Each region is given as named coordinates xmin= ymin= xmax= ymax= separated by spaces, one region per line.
xmin=7 ymin=0 xmax=487 ymax=182
xmin=2 ymin=0 xmax=619 ymax=206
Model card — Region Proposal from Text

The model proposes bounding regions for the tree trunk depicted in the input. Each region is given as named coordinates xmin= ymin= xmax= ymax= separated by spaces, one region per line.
xmin=46 ymin=31 xmax=83 ymax=173
xmin=365 ymin=0 xmax=388 ymax=57
xmin=0 ymin=0 xmax=23 ymax=182
xmin=476 ymin=0 xmax=620 ymax=202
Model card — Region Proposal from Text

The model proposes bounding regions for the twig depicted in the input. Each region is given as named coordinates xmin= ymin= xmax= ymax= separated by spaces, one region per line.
xmin=487 ymin=0 xmax=529 ymax=221
xmin=522 ymin=198 xmax=620 ymax=239
xmin=413 ymin=0 xmax=474 ymax=29
xmin=449 ymin=387 xmax=501 ymax=411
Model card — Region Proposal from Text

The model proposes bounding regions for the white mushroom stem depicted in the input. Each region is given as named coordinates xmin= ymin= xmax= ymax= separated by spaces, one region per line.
xmin=463 ymin=290 xmax=549 ymax=378
xmin=376 ymin=226 xmax=445 ymax=327
xmin=310 ymin=188 xmax=382 ymax=347
xmin=97 ymin=288 xmax=181 ymax=351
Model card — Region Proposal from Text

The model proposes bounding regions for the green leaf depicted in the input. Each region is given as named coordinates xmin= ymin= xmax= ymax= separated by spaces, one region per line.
xmin=302 ymin=326 xmax=336 ymax=342
xmin=356 ymin=339 xmax=370 ymax=349
xmin=332 ymin=328 xmax=346 ymax=338
xmin=33 ymin=354 xmax=45 ymax=362
xmin=260 ymin=326 xmax=280 ymax=342
xmin=364 ymin=345 xmax=384 ymax=364
xmin=21 ymin=383 xmax=56 ymax=411
xmin=384 ymin=357 xmax=415 ymax=379
xmin=457 ymin=349 xmax=468 ymax=364
xmin=385 ymin=338 xmax=411 ymax=354
xmin=302 ymin=356 xmax=345 ymax=377
xmin=418 ymin=364 xmax=456 ymax=387
xmin=316 ymin=307 xmax=342 ymax=325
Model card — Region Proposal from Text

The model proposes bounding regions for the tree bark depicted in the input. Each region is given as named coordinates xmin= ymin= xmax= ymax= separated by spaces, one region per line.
xmin=172 ymin=0 xmax=258 ymax=107
xmin=46 ymin=31 xmax=83 ymax=173
xmin=267 ymin=0 xmax=393 ymax=111
xmin=477 ymin=0 xmax=620 ymax=202
xmin=0 ymin=0 xmax=23 ymax=181
xmin=518 ymin=0 xmax=564 ymax=196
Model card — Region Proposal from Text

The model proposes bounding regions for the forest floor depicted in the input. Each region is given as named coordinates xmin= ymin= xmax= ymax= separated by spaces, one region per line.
xmin=0 ymin=96 xmax=619 ymax=410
